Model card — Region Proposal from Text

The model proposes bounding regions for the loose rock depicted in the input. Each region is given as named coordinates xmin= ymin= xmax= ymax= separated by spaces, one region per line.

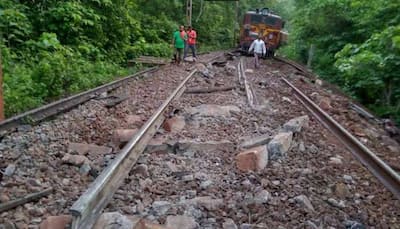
xmin=79 ymin=163 xmax=92 ymax=175
xmin=163 ymin=116 xmax=186 ymax=133
xmin=282 ymin=115 xmax=309 ymax=133
xmin=236 ymin=145 xmax=268 ymax=172
xmin=334 ymin=183 xmax=351 ymax=199
xmin=181 ymin=196 xmax=223 ymax=211
xmin=240 ymin=134 xmax=272 ymax=149
xmin=93 ymin=212 xmax=139 ymax=229
xmin=125 ymin=115 xmax=143 ymax=126
xmin=327 ymin=198 xmax=346 ymax=209
xmin=223 ymin=218 xmax=238 ymax=229
xmin=200 ymin=180 xmax=213 ymax=189
xmin=329 ymin=157 xmax=343 ymax=165
xmin=4 ymin=164 xmax=16 ymax=176
xmin=152 ymin=201 xmax=172 ymax=216
xmin=61 ymin=154 xmax=89 ymax=166
xmin=39 ymin=215 xmax=72 ymax=229
xmin=166 ymin=215 xmax=198 ymax=229
xmin=187 ymin=104 xmax=240 ymax=118
xmin=294 ymin=195 xmax=315 ymax=212
xmin=254 ymin=190 xmax=270 ymax=204
xmin=68 ymin=143 xmax=112 ymax=156
xmin=113 ymin=129 xmax=138 ymax=145
xmin=343 ymin=175 xmax=353 ymax=183
xmin=268 ymin=132 xmax=293 ymax=160
xmin=132 ymin=164 xmax=149 ymax=177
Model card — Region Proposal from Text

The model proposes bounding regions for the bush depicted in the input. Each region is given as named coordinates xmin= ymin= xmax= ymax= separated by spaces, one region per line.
xmin=2 ymin=33 xmax=127 ymax=116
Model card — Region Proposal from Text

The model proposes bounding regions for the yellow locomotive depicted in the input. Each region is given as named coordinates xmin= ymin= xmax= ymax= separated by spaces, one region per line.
xmin=239 ymin=8 xmax=287 ymax=56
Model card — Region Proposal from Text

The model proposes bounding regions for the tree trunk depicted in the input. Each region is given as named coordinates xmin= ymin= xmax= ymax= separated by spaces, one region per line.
xmin=307 ymin=44 xmax=315 ymax=68
xmin=0 ymin=53 xmax=4 ymax=121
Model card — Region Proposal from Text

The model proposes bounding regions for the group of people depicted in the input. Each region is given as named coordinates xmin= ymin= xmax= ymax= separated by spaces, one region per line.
xmin=172 ymin=25 xmax=266 ymax=69
xmin=172 ymin=25 xmax=197 ymax=64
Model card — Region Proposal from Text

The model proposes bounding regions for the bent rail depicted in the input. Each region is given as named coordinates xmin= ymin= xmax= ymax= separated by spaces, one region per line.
xmin=281 ymin=77 xmax=400 ymax=200
xmin=69 ymin=69 xmax=197 ymax=229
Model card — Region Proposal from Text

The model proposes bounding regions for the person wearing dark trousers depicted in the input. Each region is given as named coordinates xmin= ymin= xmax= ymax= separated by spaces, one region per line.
xmin=248 ymin=36 xmax=266 ymax=69
xmin=172 ymin=25 xmax=186 ymax=64
xmin=184 ymin=26 xmax=197 ymax=61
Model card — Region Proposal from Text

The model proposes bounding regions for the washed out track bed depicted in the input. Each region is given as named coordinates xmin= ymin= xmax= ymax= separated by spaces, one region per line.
xmin=105 ymin=56 xmax=399 ymax=228
xmin=0 ymin=52 xmax=399 ymax=229
xmin=0 ymin=52 xmax=222 ymax=227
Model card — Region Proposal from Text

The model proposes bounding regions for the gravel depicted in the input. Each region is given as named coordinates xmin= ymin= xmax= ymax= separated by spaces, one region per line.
xmin=1 ymin=52 xmax=399 ymax=228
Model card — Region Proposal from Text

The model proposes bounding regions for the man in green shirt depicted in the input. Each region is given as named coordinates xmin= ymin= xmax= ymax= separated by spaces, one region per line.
xmin=172 ymin=25 xmax=186 ymax=64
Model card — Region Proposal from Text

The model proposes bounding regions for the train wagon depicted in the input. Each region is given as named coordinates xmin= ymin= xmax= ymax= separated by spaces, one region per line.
xmin=239 ymin=8 xmax=287 ymax=57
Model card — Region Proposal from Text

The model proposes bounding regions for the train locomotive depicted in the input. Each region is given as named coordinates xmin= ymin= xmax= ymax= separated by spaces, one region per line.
xmin=239 ymin=8 xmax=288 ymax=57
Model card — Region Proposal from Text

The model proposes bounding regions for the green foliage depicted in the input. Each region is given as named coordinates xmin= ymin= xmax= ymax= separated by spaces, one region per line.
xmin=0 ymin=5 xmax=32 ymax=48
xmin=276 ymin=0 xmax=400 ymax=124
xmin=335 ymin=26 xmax=400 ymax=122
xmin=6 ymin=0 xmax=398 ymax=127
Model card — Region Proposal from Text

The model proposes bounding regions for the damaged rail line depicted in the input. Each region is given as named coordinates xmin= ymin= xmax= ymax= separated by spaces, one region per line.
xmin=69 ymin=54 xmax=224 ymax=229
xmin=280 ymin=77 xmax=400 ymax=200
xmin=240 ymin=54 xmax=399 ymax=200
xmin=0 ymin=68 xmax=158 ymax=133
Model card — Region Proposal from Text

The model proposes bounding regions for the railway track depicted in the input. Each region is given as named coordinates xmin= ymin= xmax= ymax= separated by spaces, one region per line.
xmin=0 ymin=52 xmax=399 ymax=228
xmin=0 ymin=68 xmax=158 ymax=133
xmin=272 ymin=57 xmax=400 ymax=199
xmin=72 ymin=55 xmax=398 ymax=228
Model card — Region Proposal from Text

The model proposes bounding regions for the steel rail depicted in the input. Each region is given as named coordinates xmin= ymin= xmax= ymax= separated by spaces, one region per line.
xmin=0 ymin=67 xmax=158 ymax=132
xmin=239 ymin=57 xmax=258 ymax=108
xmin=274 ymin=56 xmax=315 ymax=79
xmin=70 ymin=69 xmax=198 ymax=229
xmin=281 ymin=77 xmax=400 ymax=200
xmin=275 ymin=56 xmax=382 ymax=126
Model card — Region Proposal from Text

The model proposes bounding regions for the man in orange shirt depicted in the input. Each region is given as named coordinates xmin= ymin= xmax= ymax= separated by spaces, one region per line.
xmin=184 ymin=26 xmax=197 ymax=61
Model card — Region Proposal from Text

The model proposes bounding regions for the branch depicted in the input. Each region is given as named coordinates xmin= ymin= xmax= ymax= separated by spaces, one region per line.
xmin=0 ymin=188 xmax=53 ymax=213
xmin=185 ymin=86 xmax=235 ymax=94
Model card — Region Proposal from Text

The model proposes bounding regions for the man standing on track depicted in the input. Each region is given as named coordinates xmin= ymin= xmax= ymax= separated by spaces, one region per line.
xmin=172 ymin=25 xmax=186 ymax=64
xmin=248 ymin=35 xmax=266 ymax=69
xmin=184 ymin=26 xmax=197 ymax=61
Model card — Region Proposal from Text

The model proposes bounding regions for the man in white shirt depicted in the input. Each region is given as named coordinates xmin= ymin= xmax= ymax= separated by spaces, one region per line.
xmin=248 ymin=36 xmax=266 ymax=69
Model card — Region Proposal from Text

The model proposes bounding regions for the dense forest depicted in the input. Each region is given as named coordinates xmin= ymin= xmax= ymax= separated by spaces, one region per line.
xmin=1 ymin=0 xmax=399 ymax=124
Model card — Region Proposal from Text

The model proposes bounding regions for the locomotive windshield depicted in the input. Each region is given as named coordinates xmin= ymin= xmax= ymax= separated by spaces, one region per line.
xmin=250 ymin=15 xmax=263 ymax=24
xmin=249 ymin=14 xmax=281 ymax=28
xmin=264 ymin=16 xmax=279 ymax=26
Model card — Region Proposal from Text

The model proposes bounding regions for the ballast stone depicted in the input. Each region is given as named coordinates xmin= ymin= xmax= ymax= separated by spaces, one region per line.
xmin=113 ymin=129 xmax=139 ymax=144
xmin=93 ymin=212 xmax=139 ymax=229
xmin=187 ymin=104 xmax=240 ymax=117
xmin=268 ymin=132 xmax=293 ymax=160
xmin=240 ymin=134 xmax=272 ymax=149
xmin=163 ymin=116 xmax=186 ymax=133
xmin=68 ymin=142 xmax=112 ymax=156
xmin=294 ymin=195 xmax=315 ymax=212
xmin=236 ymin=145 xmax=268 ymax=172
xmin=61 ymin=154 xmax=90 ymax=166
xmin=282 ymin=115 xmax=309 ymax=133
xmin=166 ymin=215 xmax=198 ymax=229
xmin=39 ymin=215 xmax=72 ymax=229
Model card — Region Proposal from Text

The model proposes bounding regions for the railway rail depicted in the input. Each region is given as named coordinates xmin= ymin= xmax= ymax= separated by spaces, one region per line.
xmin=71 ymin=54 xmax=398 ymax=228
xmin=275 ymin=55 xmax=400 ymax=199
xmin=0 ymin=68 xmax=158 ymax=133
xmin=0 ymin=52 xmax=398 ymax=228
xmin=281 ymin=78 xmax=400 ymax=200
xmin=69 ymin=54 xmax=224 ymax=229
